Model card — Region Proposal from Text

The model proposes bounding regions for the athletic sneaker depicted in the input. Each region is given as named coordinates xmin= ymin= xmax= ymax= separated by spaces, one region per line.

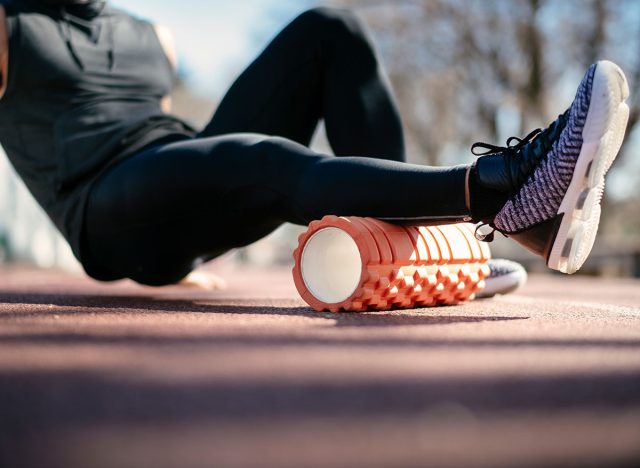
xmin=472 ymin=60 xmax=629 ymax=274
xmin=476 ymin=258 xmax=527 ymax=299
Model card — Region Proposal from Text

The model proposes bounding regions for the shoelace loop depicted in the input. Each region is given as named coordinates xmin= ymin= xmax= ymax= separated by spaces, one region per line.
xmin=470 ymin=110 xmax=570 ymax=193
xmin=471 ymin=128 xmax=543 ymax=157
xmin=474 ymin=223 xmax=497 ymax=242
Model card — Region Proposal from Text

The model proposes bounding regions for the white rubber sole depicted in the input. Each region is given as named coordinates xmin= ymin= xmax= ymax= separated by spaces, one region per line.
xmin=547 ymin=61 xmax=629 ymax=274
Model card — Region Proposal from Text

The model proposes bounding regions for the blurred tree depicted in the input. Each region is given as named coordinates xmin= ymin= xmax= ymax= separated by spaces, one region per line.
xmin=330 ymin=0 xmax=640 ymax=170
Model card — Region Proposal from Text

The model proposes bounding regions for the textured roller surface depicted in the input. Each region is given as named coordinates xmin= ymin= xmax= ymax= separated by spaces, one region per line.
xmin=293 ymin=216 xmax=491 ymax=312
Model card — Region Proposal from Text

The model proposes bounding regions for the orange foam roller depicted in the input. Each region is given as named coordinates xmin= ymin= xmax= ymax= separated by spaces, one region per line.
xmin=292 ymin=216 xmax=491 ymax=312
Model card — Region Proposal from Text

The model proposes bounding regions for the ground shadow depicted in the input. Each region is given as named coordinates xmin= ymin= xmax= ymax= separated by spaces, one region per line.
xmin=0 ymin=369 xmax=639 ymax=429
xmin=0 ymin=291 xmax=528 ymax=328
xmin=5 ymin=292 xmax=640 ymax=349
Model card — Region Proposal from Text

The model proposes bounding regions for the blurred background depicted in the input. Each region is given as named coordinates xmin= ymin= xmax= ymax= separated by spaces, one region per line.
xmin=1 ymin=0 xmax=639 ymax=276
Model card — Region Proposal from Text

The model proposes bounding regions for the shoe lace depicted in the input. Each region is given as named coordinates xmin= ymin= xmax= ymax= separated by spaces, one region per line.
xmin=474 ymin=222 xmax=496 ymax=242
xmin=471 ymin=110 xmax=570 ymax=192
xmin=471 ymin=127 xmax=544 ymax=157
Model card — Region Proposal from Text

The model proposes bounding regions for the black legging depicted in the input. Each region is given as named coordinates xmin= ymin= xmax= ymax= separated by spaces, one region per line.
xmin=83 ymin=7 xmax=470 ymax=285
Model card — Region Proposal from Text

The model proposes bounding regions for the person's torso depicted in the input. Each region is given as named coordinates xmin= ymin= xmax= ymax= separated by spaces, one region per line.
xmin=0 ymin=1 xmax=190 ymax=208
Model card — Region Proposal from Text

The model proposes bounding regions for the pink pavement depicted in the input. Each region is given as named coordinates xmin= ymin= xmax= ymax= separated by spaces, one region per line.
xmin=1 ymin=266 xmax=639 ymax=467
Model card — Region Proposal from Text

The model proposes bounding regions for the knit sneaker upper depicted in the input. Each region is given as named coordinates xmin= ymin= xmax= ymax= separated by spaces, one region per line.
xmin=486 ymin=258 xmax=523 ymax=279
xmin=493 ymin=64 xmax=596 ymax=233
xmin=476 ymin=258 xmax=527 ymax=298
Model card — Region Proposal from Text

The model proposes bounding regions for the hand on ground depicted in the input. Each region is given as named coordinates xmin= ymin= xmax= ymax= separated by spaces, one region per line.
xmin=178 ymin=271 xmax=227 ymax=290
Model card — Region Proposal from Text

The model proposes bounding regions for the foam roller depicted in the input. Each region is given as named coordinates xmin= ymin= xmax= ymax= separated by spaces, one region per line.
xmin=292 ymin=216 xmax=491 ymax=312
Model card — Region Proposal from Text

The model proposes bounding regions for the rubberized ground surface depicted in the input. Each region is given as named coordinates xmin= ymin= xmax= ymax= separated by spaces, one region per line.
xmin=1 ymin=266 xmax=639 ymax=468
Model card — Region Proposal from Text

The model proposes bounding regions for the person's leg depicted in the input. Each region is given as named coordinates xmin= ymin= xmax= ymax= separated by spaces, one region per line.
xmin=201 ymin=7 xmax=405 ymax=161
xmin=83 ymin=134 xmax=468 ymax=285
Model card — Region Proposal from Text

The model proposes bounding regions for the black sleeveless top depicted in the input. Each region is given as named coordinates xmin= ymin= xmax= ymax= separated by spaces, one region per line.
xmin=0 ymin=1 xmax=196 ymax=264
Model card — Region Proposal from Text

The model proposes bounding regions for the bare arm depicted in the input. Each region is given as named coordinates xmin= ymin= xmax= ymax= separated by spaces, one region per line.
xmin=153 ymin=23 xmax=177 ymax=114
xmin=0 ymin=6 xmax=9 ymax=100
